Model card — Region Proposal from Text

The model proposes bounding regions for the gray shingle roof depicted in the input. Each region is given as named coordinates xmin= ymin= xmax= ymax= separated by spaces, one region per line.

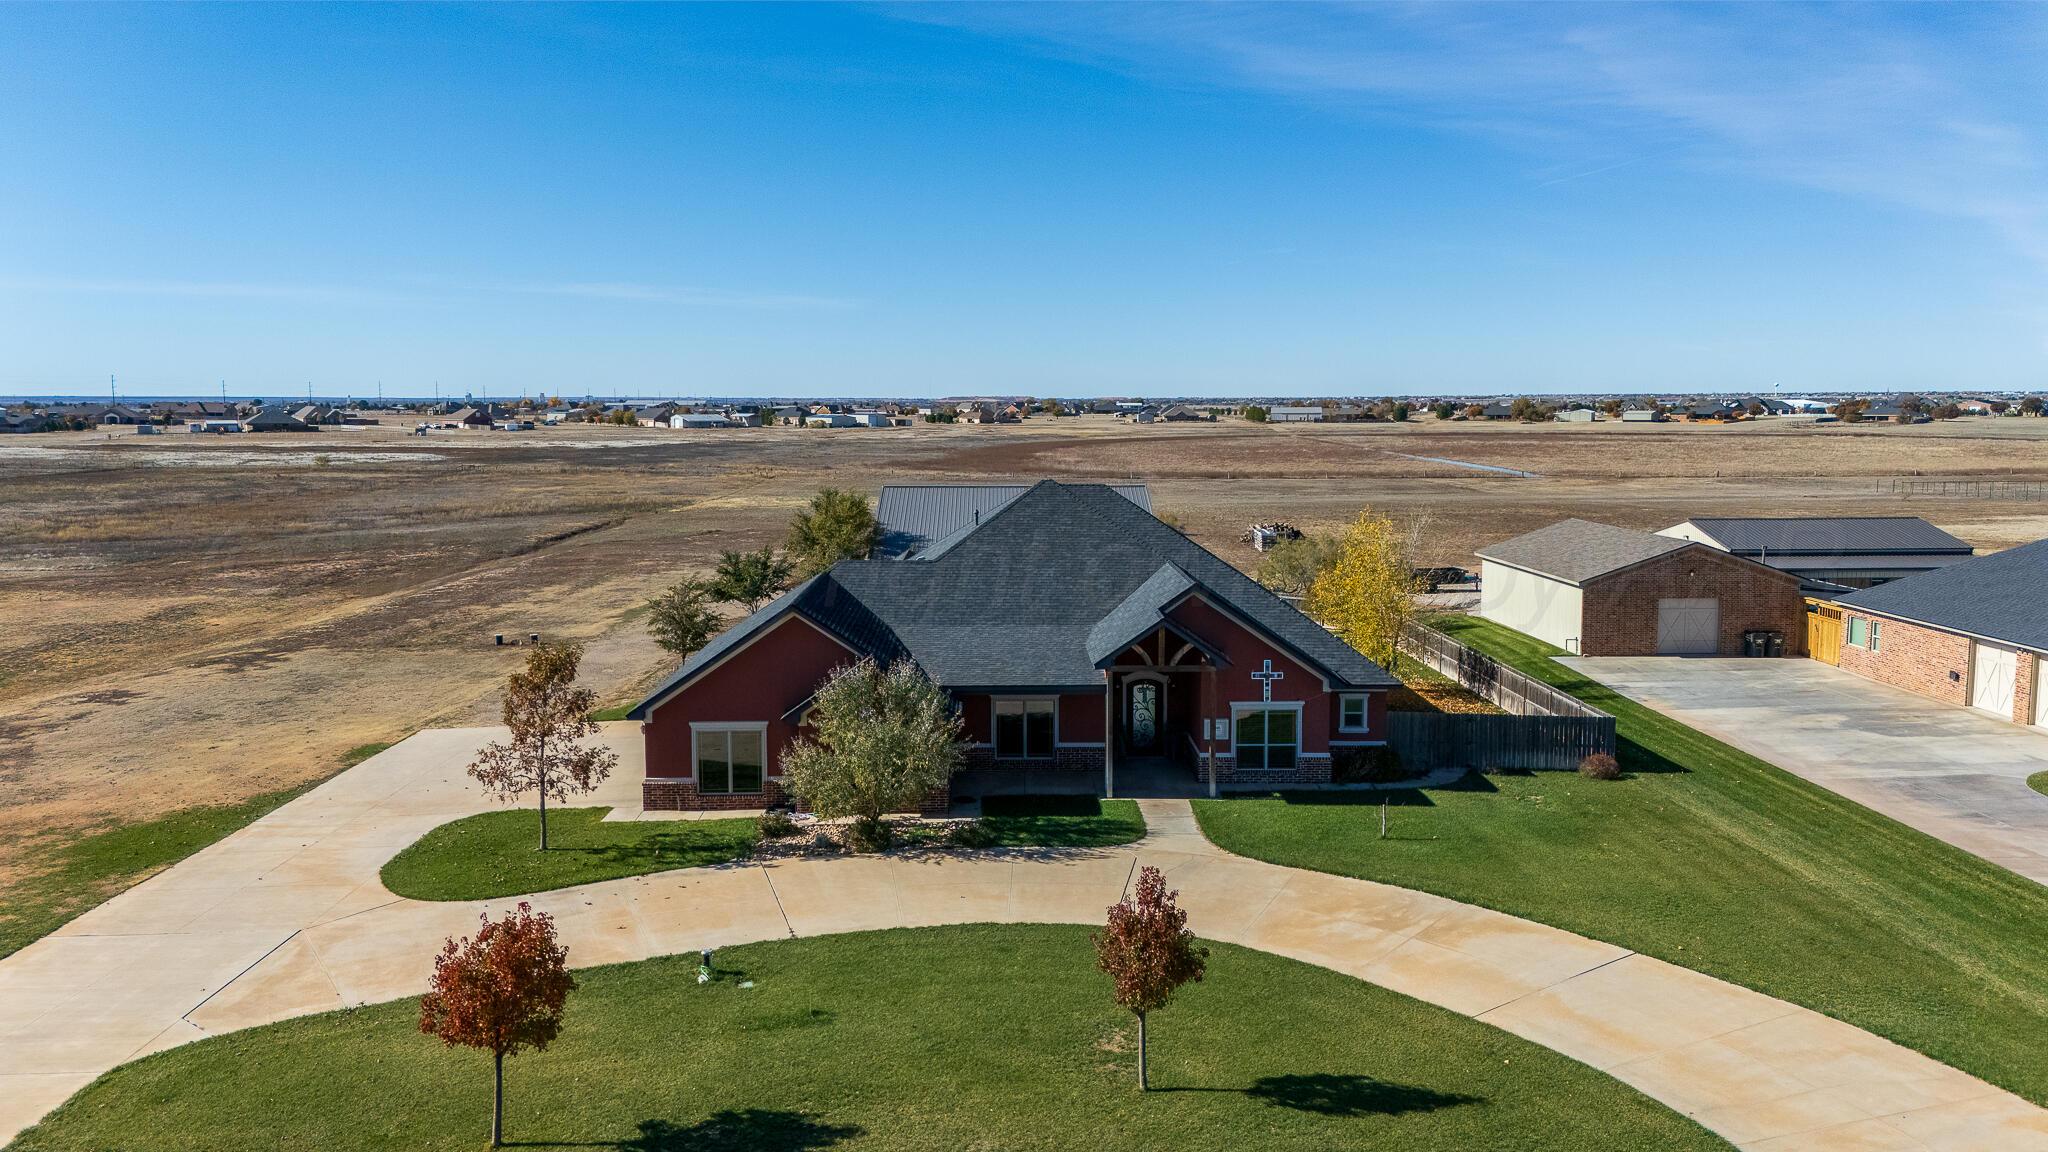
xmin=1086 ymin=563 xmax=1200 ymax=666
xmin=1679 ymin=517 xmax=1971 ymax=556
xmin=1834 ymin=538 xmax=2048 ymax=653
xmin=1476 ymin=519 xmax=1692 ymax=585
xmin=631 ymin=481 xmax=1393 ymax=716
xmin=876 ymin=483 xmax=1151 ymax=558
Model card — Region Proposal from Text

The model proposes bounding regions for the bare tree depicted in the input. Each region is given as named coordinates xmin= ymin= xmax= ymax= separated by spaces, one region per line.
xmin=469 ymin=641 xmax=617 ymax=850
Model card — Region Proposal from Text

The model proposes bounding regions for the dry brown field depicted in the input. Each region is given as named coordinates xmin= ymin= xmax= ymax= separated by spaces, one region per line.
xmin=4 ymin=411 xmax=2047 ymax=900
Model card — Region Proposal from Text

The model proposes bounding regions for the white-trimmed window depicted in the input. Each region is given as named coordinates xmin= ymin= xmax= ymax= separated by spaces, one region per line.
xmin=1869 ymin=619 xmax=1882 ymax=653
xmin=1232 ymin=705 xmax=1299 ymax=770
xmin=994 ymin=698 xmax=1056 ymax=759
xmin=693 ymin=724 xmax=766 ymax=794
xmin=1339 ymin=694 xmax=1367 ymax=732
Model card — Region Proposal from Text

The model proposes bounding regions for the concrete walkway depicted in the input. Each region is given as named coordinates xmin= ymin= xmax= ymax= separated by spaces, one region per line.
xmin=3 ymin=727 xmax=2045 ymax=1151
xmin=1564 ymin=656 xmax=2048 ymax=884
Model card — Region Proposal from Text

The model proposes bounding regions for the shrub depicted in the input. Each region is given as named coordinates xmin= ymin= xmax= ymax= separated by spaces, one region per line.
xmin=1333 ymin=745 xmax=1408 ymax=784
xmin=1579 ymin=752 xmax=1621 ymax=780
xmin=756 ymin=810 xmax=799 ymax=840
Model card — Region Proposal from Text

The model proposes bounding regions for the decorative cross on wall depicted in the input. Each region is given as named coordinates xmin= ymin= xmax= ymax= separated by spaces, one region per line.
xmin=1251 ymin=659 xmax=1284 ymax=702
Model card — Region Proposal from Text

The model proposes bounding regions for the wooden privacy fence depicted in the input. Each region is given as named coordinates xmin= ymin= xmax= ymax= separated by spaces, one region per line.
xmin=1399 ymin=622 xmax=1607 ymax=719
xmin=1388 ymin=712 xmax=1614 ymax=773
xmin=1392 ymin=621 xmax=1617 ymax=771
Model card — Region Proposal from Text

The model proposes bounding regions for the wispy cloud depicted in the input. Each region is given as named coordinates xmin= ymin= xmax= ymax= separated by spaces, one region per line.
xmin=0 ymin=276 xmax=858 ymax=310
xmin=907 ymin=3 xmax=2048 ymax=266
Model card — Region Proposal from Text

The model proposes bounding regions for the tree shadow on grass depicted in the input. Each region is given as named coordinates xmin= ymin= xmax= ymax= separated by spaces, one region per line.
xmin=617 ymin=1110 xmax=864 ymax=1151
xmin=1245 ymin=1073 xmax=1480 ymax=1117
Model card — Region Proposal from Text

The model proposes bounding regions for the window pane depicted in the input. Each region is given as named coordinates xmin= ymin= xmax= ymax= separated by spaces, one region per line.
xmin=995 ymin=709 xmax=1025 ymax=758
xmin=730 ymin=731 xmax=764 ymax=793
xmin=1342 ymin=697 xmax=1364 ymax=727
xmin=698 ymin=732 xmax=730 ymax=794
xmin=1267 ymin=743 xmax=1296 ymax=770
xmin=1267 ymin=709 xmax=1297 ymax=744
xmin=1869 ymin=621 xmax=1881 ymax=652
xmin=1025 ymin=706 xmax=1055 ymax=757
xmin=1238 ymin=744 xmax=1266 ymax=771
xmin=1236 ymin=711 xmax=1265 ymax=745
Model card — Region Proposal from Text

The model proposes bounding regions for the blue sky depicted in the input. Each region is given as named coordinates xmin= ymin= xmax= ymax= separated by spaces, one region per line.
xmin=2 ymin=3 xmax=2044 ymax=398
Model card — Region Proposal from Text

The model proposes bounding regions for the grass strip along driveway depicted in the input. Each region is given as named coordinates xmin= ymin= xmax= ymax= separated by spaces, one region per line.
xmin=381 ymin=808 xmax=760 ymax=901
xmin=1196 ymin=615 xmax=2048 ymax=1107
xmin=10 ymin=925 xmax=1726 ymax=1152
xmin=381 ymin=798 xmax=1148 ymax=901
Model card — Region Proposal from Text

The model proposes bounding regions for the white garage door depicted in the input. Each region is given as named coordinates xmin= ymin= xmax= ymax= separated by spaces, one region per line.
xmin=1971 ymin=642 xmax=2017 ymax=717
xmin=1656 ymin=598 xmax=1720 ymax=655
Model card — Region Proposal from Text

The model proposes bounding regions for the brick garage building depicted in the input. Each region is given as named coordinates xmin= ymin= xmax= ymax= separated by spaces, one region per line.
xmin=627 ymin=482 xmax=1396 ymax=810
xmin=1478 ymin=519 xmax=1807 ymax=657
xmin=1832 ymin=538 xmax=2048 ymax=728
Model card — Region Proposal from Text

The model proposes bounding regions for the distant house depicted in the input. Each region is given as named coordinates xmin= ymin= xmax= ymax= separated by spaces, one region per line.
xmin=1686 ymin=402 xmax=1737 ymax=422
xmin=443 ymin=405 xmax=504 ymax=428
xmin=1620 ymin=404 xmax=1664 ymax=423
xmin=1553 ymin=406 xmax=1598 ymax=423
xmin=98 ymin=404 xmax=147 ymax=426
xmin=1478 ymin=518 xmax=1805 ymax=656
xmin=188 ymin=418 xmax=243 ymax=434
xmin=1480 ymin=402 xmax=1515 ymax=420
xmin=1658 ymin=516 xmax=1973 ymax=590
xmin=1863 ymin=403 xmax=1929 ymax=424
xmin=1159 ymin=404 xmax=1212 ymax=422
xmin=1828 ymin=539 xmax=2048 ymax=728
xmin=1 ymin=412 xmax=45 ymax=434
xmin=635 ymin=403 xmax=681 ymax=427
xmin=1265 ymin=405 xmax=1324 ymax=423
xmin=806 ymin=412 xmax=861 ymax=428
xmin=242 ymin=406 xmax=314 ymax=433
xmin=162 ymin=401 xmax=238 ymax=422
xmin=292 ymin=405 xmax=347 ymax=426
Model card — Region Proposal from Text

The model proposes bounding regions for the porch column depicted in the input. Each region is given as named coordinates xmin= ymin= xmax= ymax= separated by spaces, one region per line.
xmin=1103 ymin=669 xmax=1116 ymax=798
xmin=1203 ymin=664 xmax=1217 ymax=798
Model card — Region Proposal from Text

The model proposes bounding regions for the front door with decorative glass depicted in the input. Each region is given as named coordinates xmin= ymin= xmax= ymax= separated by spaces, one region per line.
xmin=1233 ymin=707 xmax=1298 ymax=770
xmin=1125 ymin=680 xmax=1161 ymax=753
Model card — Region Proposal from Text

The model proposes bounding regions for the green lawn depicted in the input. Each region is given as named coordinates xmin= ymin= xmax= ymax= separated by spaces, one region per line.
xmin=589 ymin=705 xmax=635 ymax=722
xmin=10 ymin=925 xmax=1726 ymax=1152
xmin=380 ymin=807 xmax=761 ymax=901
xmin=2030 ymin=771 xmax=2048 ymax=798
xmin=974 ymin=795 xmax=1147 ymax=847
xmin=1196 ymin=615 xmax=2048 ymax=1106
xmin=0 ymin=780 xmax=326 ymax=960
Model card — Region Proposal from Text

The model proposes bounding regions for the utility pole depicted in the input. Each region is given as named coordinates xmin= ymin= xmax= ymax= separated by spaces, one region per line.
xmin=110 ymin=374 xmax=116 ymax=405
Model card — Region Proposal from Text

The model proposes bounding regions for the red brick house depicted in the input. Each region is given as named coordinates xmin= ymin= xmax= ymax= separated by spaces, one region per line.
xmin=1832 ymin=538 xmax=2048 ymax=728
xmin=627 ymin=481 xmax=1396 ymax=809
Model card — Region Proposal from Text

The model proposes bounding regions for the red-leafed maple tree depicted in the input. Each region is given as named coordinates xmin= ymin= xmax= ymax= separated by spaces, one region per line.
xmin=419 ymin=902 xmax=576 ymax=1147
xmin=469 ymin=640 xmax=618 ymax=850
xmin=1093 ymin=864 xmax=1208 ymax=1090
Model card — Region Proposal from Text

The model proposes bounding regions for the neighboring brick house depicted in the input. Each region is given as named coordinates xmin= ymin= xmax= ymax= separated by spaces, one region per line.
xmin=1656 ymin=516 xmax=1974 ymax=590
xmin=1831 ymin=538 xmax=2048 ymax=728
xmin=627 ymin=482 xmax=1396 ymax=810
xmin=1478 ymin=519 xmax=1807 ymax=656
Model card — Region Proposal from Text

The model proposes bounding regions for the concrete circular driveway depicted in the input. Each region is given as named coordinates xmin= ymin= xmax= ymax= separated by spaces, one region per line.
xmin=2 ymin=726 xmax=2044 ymax=1151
